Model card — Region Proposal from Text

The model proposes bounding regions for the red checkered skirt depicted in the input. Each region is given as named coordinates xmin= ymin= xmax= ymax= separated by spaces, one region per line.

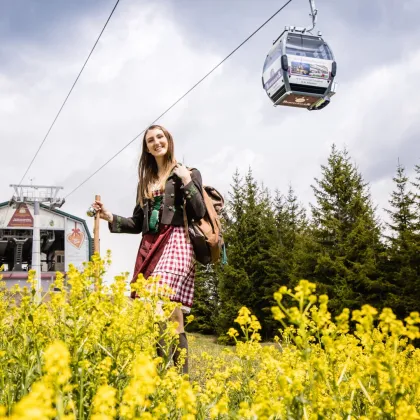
xmin=132 ymin=225 xmax=196 ymax=313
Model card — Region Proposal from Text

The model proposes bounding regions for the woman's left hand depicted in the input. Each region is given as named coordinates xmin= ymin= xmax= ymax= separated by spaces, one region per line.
xmin=173 ymin=163 xmax=192 ymax=185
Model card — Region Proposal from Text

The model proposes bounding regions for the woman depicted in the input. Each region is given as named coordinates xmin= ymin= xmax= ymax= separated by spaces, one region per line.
xmin=91 ymin=124 xmax=206 ymax=374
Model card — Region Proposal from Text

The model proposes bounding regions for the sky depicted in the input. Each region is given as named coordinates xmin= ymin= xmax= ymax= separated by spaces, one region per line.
xmin=1 ymin=0 xmax=419 ymax=284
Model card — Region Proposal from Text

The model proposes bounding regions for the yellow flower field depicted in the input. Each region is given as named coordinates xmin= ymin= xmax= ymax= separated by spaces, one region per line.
xmin=0 ymin=253 xmax=419 ymax=419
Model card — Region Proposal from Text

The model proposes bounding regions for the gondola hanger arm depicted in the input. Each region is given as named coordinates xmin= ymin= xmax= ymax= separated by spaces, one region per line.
xmin=306 ymin=0 xmax=318 ymax=32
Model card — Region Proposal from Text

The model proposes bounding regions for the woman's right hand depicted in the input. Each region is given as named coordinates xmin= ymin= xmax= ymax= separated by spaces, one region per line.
xmin=91 ymin=200 xmax=113 ymax=223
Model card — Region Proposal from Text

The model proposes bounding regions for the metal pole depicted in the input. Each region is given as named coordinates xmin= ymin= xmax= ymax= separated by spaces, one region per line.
xmin=93 ymin=194 xmax=101 ymax=291
xmin=94 ymin=195 xmax=100 ymax=255
xmin=32 ymin=201 xmax=42 ymax=301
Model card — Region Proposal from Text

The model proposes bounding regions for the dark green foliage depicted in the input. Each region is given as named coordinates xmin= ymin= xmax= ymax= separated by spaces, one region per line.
xmin=188 ymin=264 xmax=219 ymax=334
xmin=190 ymin=150 xmax=420 ymax=340
xmin=310 ymin=145 xmax=388 ymax=314
xmin=384 ymin=162 xmax=420 ymax=317
xmin=273 ymin=186 xmax=314 ymax=287
xmin=215 ymin=169 xmax=282 ymax=339
xmin=413 ymin=163 xmax=420 ymax=231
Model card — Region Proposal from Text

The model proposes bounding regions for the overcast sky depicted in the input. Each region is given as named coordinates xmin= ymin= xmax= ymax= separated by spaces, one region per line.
xmin=1 ymin=0 xmax=419 ymax=284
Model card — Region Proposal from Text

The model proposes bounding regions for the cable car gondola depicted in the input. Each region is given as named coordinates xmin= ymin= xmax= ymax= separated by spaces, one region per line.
xmin=262 ymin=0 xmax=337 ymax=111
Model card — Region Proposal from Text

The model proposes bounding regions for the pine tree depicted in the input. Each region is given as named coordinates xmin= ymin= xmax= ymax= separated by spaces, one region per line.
xmin=271 ymin=189 xmax=292 ymax=284
xmin=216 ymin=170 xmax=251 ymax=340
xmin=282 ymin=186 xmax=319 ymax=288
xmin=272 ymin=186 xmax=314 ymax=287
xmin=189 ymin=264 xmax=219 ymax=334
xmin=385 ymin=162 xmax=416 ymax=235
xmin=254 ymin=184 xmax=285 ymax=337
xmin=413 ymin=163 xmax=420 ymax=231
xmin=310 ymin=145 xmax=386 ymax=314
xmin=274 ymin=186 xmax=307 ymax=250
xmin=413 ymin=163 xmax=420 ymax=279
xmin=216 ymin=169 xmax=281 ymax=340
xmin=383 ymin=162 xmax=419 ymax=317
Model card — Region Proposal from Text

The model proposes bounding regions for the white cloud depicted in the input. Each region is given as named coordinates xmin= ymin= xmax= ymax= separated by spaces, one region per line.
xmin=1 ymin=0 xmax=420 ymax=284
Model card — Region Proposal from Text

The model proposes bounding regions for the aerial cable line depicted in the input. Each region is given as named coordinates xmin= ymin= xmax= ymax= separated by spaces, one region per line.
xmin=64 ymin=0 xmax=293 ymax=199
xmin=17 ymin=0 xmax=121 ymax=187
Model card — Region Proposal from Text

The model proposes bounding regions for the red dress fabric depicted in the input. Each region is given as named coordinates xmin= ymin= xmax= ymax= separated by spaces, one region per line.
xmin=130 ymin=224 xmax=174 ymax=298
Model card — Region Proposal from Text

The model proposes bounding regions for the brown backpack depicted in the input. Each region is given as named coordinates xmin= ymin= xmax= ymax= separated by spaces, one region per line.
xmin=183 ymin=174 xmax=225 ymax=265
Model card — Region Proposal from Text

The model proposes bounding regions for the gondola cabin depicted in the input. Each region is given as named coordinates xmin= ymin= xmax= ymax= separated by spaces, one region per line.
xmin=262 ymin=27 xmax=337 ymax=111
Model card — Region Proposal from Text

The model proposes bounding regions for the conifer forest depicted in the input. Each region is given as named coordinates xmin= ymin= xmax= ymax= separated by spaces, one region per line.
xmin=190 ymin=144 xmax=420 ymax=341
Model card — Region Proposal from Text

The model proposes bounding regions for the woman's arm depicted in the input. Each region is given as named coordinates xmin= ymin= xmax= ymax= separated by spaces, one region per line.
xmin=92 ymin=198 xmax=144 ymax=234
xmin=108 ymin=203 xmax=144 ymax=234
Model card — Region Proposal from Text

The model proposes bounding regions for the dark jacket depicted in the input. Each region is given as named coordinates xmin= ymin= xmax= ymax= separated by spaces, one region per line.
xmin=108 ymin=168 xmax=206 ymax=235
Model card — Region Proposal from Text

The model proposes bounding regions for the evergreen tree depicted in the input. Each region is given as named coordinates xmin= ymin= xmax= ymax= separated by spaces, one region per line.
xmin=216 ymin=169 xmax=281 ymax=340
xmin=310 ymin=145 xmax=386 ymax=314
xmin=383 ymin=162 xmax=419 ymax=316
xmin=274 ymin=186 xmax=307 ymax=250
xmin=255 ymin=184 xmax=285 ymax=337
xmin=283 ymin=186 xmax=319 ymax=288
xmin=215 ymin=170 xmax=251 ymax=340
xmin=196 ymin=154 xmax=420 ymax=339
xmin=270 ymin=190 xmax=292 ymax=284
xmin=272 ymin=186 xmax=314 ymax=287
xmin=413 ymin=163 xmax=420 ymax=231
xmin=413 ymin=163 xmax=420 ymax=256
xmin=188 ymin=264 xmax=219 ymax=334
xmin=385 ymin=162 xmax=416 ymax=234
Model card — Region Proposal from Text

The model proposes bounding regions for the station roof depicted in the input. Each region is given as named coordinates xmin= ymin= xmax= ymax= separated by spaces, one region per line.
xmin=0 ymin=201 xmax=92 ymax=241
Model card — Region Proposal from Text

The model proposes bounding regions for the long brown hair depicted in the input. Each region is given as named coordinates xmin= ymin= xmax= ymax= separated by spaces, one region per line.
xmin=137 ymin=125 xmax=176 ymax=206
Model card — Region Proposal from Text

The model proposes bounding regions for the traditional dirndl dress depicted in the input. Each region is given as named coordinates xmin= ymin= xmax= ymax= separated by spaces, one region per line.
xmin=130 ymin=189 xmax=195 ymax=313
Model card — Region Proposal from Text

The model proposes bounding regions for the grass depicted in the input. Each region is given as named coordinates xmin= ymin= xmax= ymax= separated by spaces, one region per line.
xmin=188 ymin=333 xmax=231 ymax=384
xmin=189 ymin=333 xmax=227 ymax=356
xmin=187 ymin=332 xmax=280 ymax=385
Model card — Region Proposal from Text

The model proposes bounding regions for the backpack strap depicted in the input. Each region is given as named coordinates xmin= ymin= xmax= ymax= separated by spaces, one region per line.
xmin=181 ymin=166 xmax=195 ymax=242
xmin=182 ymin=202 xmax=190 ymax=243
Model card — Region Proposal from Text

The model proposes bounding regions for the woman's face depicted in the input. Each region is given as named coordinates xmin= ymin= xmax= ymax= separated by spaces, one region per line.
xmin=145 ymin=128 xmax=169 ymax=158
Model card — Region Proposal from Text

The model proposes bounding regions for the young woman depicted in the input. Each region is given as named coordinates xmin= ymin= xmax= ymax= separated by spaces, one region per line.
xmin=91 ymin=125 xmax=206 ymax=374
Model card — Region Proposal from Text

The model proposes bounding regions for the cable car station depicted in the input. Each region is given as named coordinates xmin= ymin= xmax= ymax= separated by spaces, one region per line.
xmin=0 ymin=185 xmax=92 ymax=295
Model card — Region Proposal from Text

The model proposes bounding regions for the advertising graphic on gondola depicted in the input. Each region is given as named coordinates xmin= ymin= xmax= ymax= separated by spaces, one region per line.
xmin=282 ymin=94 xmax=319 ymax=108
xmin=291 ymin=61 xmax=329 ymax=79
xmin=264 ymin=68 xmax=282 ymax=92
xmin=262 ymin=41 xmax=284 ymax=96
xmin=287 ymin=54 xmax=332 ymax=88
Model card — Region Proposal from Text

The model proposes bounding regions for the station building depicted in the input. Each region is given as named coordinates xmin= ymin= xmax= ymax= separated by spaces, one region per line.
xmin=0 ymin=201 xmax=92 ymax=291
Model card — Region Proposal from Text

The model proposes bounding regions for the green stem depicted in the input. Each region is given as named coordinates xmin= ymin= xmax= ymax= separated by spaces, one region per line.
xmin=79 ymin=367 xmax=85 ymax=419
